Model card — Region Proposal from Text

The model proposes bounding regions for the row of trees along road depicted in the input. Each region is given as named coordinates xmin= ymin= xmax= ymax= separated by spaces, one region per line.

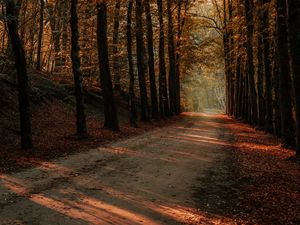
xmin=1 ymin=0 xmax=191 ymax=149
xmin=223 ymin=0 xmax=300 ymax=157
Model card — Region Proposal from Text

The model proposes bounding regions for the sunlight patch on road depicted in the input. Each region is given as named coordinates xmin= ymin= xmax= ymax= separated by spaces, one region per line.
xmin=166 ymin=134 xmax=231 ymax=147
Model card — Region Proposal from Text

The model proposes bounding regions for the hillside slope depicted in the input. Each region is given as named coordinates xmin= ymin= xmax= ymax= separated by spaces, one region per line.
xmin=0 ymin=70 xmax=178 ymax=173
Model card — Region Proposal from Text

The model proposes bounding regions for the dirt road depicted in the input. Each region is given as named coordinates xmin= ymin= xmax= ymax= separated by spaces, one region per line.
xmin=0 ymin=113 xmax=237 ymax=225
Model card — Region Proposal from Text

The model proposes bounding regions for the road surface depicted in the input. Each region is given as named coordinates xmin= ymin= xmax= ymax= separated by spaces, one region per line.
xmin=0 ymin=113 xmax=236 ymax=225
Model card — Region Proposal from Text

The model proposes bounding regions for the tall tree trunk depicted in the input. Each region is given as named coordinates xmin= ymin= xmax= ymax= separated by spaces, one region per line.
xmin=242 ymin=71 xmax=247 ymax=119
xmin=126 ymin=0 xmax=137 ymax=127
xmin=145 ymin=1 xmax=159 ymax=120
xmin=287 ymin=0 xmax=300 ymax=156
xmin=236 ymin=55 xmax=243 ymax=118
xmin=112 ymin=0 xmax=121 ymax=91
xmin=97 ymin=1 xmax=119 ymax=131
xmin=61 ymin=0 xmax=69 ymax=65
xmin=135 ymin=0 xmax=150 ymax=121
xmin=245 ymin=0 xmax=258 ymax=124
xmin=272 ymin=46 xmax=282 ymax=137
xmin=36 ymin=0 xmax=44 ymax=70
xmin=275 ymin=0 xmax=295 ymax=146
xmin=234 ymin=24 xmax=242 ymax=118
xmin=175 ymin=0 xmax=186 ymax=115
xmin=157 ymin=0 xmax=170 ymax=118
xmin=47 ymin=1 xmax=62 ymax=72
xmin=6 ymin=0 xmax=32 ymax=150
xmin=257 ymin=3 xmax=264 ymax=126
xmin=167 ymin=0 xmax=177 ymax=115
xmin=261 ymin=0 xmax=273 ymax=132
xmin=223 ymin=0 xmax=230 ymax=115
xmin=228 ymin=0 xmax=235 ymax=116
xmin=70 ymin=0 xmax=87 ymax=136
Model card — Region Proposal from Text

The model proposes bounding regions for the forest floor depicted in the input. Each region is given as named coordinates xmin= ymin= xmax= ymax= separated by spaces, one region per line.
xmin=0 ymin=71 xmax=180 ymax=173
xmin=0 ymin=113 xmax=299 ymax=225
xmin=0 ymin=97 xmax=180 ymax=174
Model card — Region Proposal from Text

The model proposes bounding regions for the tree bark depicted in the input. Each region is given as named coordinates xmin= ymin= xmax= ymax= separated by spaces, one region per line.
xmin=36 ymin=0 xmax=44 ymax=70
xmin=175 ymin=0 xmax=189 ymax=114
xmin=61 ymin=0 xmax=69 ymax=65
xmin=145 ymin=1 xmax=159 ymax=120
xmin=97 ymin=1 xmax=120 ymax=131
xmin=70 ymin=0 xmax=87 ymax=136
xmin=261 ymin=0 xmax=273 ymax=132
xmin=287 ymin=0 xmax=300 ymax=155
xmin=126 ymin=0 xmax=137 ymax=127
xmin=223 ymin=0 xmax=230 ymax=115
xmin=271 ymin=46 xmax=282 ymax=137
xmin=175 ymin=0 xmax=182 ymax=115
xmin=47 ymin=1 xmax=63 ymax=72
xmin=167 ymin=0 xmax=177 ymax=115
xmin=135 ymin=0 xmax=150 ymax=121
xmin=157 ymin=0 xmax=170 ymax=118
xmin=245 ymin=0 xmax=258 ymax=124
xmin=228 ymin=0 xmax=235 ymax=116
xmin=256 ymin=2 xmax=264 ymax=126
xmin=112 ymin=0 xmax=121 ymax=91
xmin=6 ymin=0 xmax=32 ymax=150
xmin=275 ymin=0 xmax=295 ymax=146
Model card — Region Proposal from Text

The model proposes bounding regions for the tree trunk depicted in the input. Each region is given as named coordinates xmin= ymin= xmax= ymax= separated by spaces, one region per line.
xmin=126 ymin=0 xmax=137 ymax=127
xmin=157 ymin=0 xmax=170 ymax=118
xmin=135 ymin=0 xmax=150 ymax=121
xmin=175 ymin=0 xmax=182 ymax=115
xmin=47 ymin=1 xmax=62 ymax=72
xmin=6 ymin=0 xmax=32 ymax=150
xmin=70 ymin=0 xmax=87 ymax=136
xmin=227 ymin=0 xmax=234 ymax=116
xmin=145 ymin=1 xmax=159 ymax=120
xmin=36 ymin=0 xmax=44 ymax=70
xmin=97 ymin=1 xmax=119 ymax=131
xmin=257 ymin=3 xmax=264 ymax=126
xmin=236 ymin=56 xmax=243 ymax=118
xmin=167 ymin=0 xmax=177 ymax=116
xmin=287 ymin=0 xmax=300 ymax=156
xmin=261 ymin=0 xmax=273 ymax=132
xmin=61 ymin=0 xmax=69 ymax=65
xmin=112 ymin=0 xmax=121 ymax=91
xmin=223 ymin=0 xmax=230 ymax=115
xmin=234 ymin=46 xmax=242 ymax=118
xmin=275 ymin=0 xmax=295 ymax=146
xmin=272 ymin=46 xmax=282 ymax=137
xmin=245 ymin=0 xmax=258 ymax=124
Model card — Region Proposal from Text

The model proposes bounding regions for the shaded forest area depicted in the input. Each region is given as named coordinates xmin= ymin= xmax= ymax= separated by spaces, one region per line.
xmin=0 ymin=0 xmax=299 ymax=224
xmin=222 ymin=0 xmax=300 ymax=158
xmin=0 ymin=0 xmax=196 ymax=157
xmin=0 ymin=0 xmax=299 ymax=159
